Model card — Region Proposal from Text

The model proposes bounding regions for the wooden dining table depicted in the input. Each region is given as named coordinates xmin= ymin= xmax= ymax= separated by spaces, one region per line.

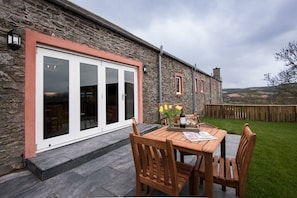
xmin=143 ymin=125 xmax=227 ymax=197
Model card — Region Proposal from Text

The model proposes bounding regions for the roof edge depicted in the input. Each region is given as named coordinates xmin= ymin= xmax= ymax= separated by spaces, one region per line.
xmin=46 ymin=0 xmax=213 ymax=78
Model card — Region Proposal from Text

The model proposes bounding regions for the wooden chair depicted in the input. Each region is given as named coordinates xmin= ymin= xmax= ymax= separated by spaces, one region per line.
xmin=132 ymin=117 xmax=141 ymax=136
xmin=129 ymin=133 xmax=197 ymax=196
xmin=195 ymin=123 xmax=256 ymax=198
xmin=132 ymin=118 xmax=152 ymax=194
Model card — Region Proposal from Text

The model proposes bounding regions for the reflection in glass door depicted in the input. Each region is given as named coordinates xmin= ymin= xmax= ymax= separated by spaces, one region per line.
xmin=106 ymin=68 xmax=119 ymax=124
xmin=80 ymin=63 xmax=98 ymax=130
xmin=125 ymin=71 xmax=134 ymax=120
xmin=43 ymin=56 xmax=69 ymax=139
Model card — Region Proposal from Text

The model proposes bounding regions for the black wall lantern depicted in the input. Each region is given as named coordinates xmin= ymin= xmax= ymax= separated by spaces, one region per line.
xmin=143 ymin=65 xmax=147 ymax=74
xmin=7 ymin=29 xmax=21 ymax=50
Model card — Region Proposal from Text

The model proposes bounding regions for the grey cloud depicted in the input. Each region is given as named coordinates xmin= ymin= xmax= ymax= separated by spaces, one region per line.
xmin=71 ymin=0 xmax=296 ymax=88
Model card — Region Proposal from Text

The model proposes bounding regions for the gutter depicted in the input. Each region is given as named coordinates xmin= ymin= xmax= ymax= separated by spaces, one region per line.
xmin=210 ymin=77 xmax=212 ymax=104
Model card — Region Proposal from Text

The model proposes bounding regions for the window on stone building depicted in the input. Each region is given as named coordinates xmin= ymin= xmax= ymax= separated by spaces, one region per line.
xmin=200 ymin=80 xmax=204 ymax=93
xmin=175 ymin=73 xmax=183 ymax=95
xmin=195 ymin=77 xmax=198 ymax=93
xmin=213 ymin=80 xmax=217 ymax=90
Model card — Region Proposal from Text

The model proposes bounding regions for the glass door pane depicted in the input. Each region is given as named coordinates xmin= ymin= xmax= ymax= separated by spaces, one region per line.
xmin=80 ymin=63 xmax=98 ymax=130
xmin=124 ymin=71 xmax=134 ymax=120
xmin=43 ymin=56 xmax=69 ymax=139
xmin=106 ymin=68 xmax=119 ymax=124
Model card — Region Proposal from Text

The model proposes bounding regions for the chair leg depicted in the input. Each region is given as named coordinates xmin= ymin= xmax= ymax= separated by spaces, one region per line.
xmin=192 ymin=156 xmax=200 ymax=196
xmin=146 ymin=188 xmax=156 ymax=196
xmin=192 ymin=174 xmax=199 ymax=195
xmin=145 ymin=185 xmax=150 ymax=196
xmin=136 ymin=181 xmax=142 ymax=196
xmin=200 ymin=178 xmax=204 ymax=186
xmin=236 ymin=186 xmax=241 ymax=197
xmin=174 ymin=149 xmax=177 ymax=160
xmin=180 ymin=152 xmax=184 ymax=163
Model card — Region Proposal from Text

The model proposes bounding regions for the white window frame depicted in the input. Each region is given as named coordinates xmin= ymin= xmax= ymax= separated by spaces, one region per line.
xmin=175 ymin=73 xmax=183 ymax=95
xmin=200 ymin=80 xmax=204 ymax=94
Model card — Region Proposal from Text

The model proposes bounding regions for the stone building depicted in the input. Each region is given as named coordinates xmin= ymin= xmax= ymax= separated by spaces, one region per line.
xmin=0 ymin=0 xmax=222 ymax=176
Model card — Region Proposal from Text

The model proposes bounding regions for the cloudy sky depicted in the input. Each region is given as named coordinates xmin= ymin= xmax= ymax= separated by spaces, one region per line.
xmin=70 ymin=0 xmax=297 ymax=88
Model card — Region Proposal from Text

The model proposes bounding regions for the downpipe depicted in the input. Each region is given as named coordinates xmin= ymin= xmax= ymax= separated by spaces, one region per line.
xmin=159 ymin=45 xmax=163 ymax=104
xmin=192 ymin=64 xmax=197 ymax=113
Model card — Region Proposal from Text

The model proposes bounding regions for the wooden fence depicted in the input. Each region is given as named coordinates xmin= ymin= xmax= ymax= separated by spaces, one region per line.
xmin=205 ymin=104 xmax=297 ymax=122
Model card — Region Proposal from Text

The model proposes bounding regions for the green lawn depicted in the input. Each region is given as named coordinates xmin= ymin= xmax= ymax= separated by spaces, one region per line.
xmin=202 ymin=117 xmax=297 ymax=198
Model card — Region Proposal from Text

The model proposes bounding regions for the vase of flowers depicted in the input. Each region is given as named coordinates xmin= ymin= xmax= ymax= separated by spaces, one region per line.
xmin=159 ymin=104 xmax=182 ymax=127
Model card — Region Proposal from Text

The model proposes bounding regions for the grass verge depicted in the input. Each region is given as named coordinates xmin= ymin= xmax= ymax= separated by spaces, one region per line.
xmin=202 ymin=117 xmax=297 ymax=198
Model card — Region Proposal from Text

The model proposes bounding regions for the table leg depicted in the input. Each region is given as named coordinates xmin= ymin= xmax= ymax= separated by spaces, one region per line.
xmin=221 ymin=136 xmax=226 ymax=158
xmin=221 ymin=137 xmax=226 ymax=191
xmin=204 ymin=153 xmax=213 ymax=197
xmin=174 ymin=149 xmax=177 ymax=160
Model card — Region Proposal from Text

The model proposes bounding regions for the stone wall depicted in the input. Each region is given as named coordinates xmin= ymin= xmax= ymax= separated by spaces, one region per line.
xmin=0 ymin=0 xmax=222 ymax=175
xmin=0 ymin=0 xmax=27 ymax=176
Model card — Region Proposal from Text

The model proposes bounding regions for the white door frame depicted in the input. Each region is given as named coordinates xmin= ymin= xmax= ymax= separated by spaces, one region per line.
xmin=36 ymin=46 xmax=138 ymax=152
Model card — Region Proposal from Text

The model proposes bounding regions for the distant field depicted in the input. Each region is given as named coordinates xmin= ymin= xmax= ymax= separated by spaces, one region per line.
xmin=223 ymin=85 xmax=296 ymax=104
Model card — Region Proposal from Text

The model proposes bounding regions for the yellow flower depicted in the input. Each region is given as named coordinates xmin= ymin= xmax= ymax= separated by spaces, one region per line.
xmin=175 ymin=105 xmax=182 ymax=111
xmin=164 ymin=104 xmax=168 ymax=110
xmin=169 ymin=105 xmax=172 ymax=109
xmin=159 ymin=106 xmax=164 ymax=113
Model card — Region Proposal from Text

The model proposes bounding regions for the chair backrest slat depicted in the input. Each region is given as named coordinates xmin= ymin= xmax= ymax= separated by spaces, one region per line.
xmin=153 ymin=147 xmax=162 ymax=183
xmin=132 ymin=117 xmax=140 ymax=136
xmin=235 ymin=123 xmax=256 ymax=183
xmin=166 ymin=139 xmax=178 ymax=189
xmin=146 ymin=145 xmax=154 ymax=179
xmin=136 ymin=138 xmax=147 ymax=176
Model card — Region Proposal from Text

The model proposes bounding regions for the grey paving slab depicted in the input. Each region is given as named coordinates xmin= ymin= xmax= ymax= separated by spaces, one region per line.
xmin=0 ymin=171 xmax=40 ymax=198
xmin=26 ymin=124 xmax=160 ymax=180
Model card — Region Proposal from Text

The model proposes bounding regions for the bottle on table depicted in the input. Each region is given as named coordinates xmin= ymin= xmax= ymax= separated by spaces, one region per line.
xmin=180 ymin=108 xmax=186 ymax=128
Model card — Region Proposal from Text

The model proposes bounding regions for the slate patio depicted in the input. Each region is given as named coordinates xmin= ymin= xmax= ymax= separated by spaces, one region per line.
xmin=0 ymin=124 xmax=240 ymax=197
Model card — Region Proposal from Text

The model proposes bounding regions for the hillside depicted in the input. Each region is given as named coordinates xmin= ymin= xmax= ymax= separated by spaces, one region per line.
xmin=223 ymin=86 xmax=278 ymax=104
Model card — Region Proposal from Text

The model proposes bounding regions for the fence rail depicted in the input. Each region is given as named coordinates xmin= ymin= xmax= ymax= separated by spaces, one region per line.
xmin=205 ymin=104 xmax=297 ymax=122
